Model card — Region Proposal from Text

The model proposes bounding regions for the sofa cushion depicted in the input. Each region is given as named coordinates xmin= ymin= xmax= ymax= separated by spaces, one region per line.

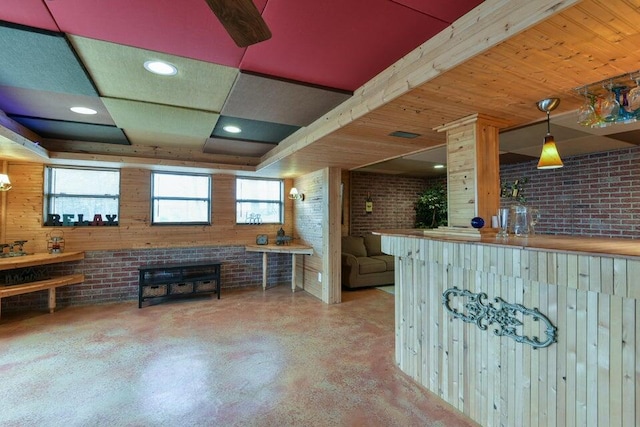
xmin=342 ymin=236 xmax=367 ymax=258
xmin=371 ymin=255 xmax=394 ymax=271
xmin=363 ymin=233 xmax=383 ymax=256
xmin=357 ymin=257 xmax=387 ymax=274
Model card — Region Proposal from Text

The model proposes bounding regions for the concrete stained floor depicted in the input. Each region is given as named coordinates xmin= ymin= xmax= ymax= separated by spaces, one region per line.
xmin=0 ymin=286 xmax=478 ymax=427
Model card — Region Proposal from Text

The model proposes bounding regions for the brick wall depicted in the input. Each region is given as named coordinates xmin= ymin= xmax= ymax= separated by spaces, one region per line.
xmin=500 ymin=145 xmax=640 ymax=238
xmin=1 ymin=245 xmax=291 ymax=313
xmin=352 ymin=145 xmax=640 ymax=239
xmin=350 ymin=172 xmax=432 ymax=236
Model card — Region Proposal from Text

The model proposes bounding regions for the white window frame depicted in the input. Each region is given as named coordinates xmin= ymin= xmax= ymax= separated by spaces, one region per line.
xmin=44 ymin=166 xmax=120 ymax=226
xmin=236 ymin=178 xmax=284 ymax=224
xmin=151 ymin=171 xmax=211 ymax=225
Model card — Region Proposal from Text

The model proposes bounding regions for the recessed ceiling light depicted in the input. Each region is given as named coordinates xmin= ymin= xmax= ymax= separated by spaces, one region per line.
xmin=143 ymin=60 xmax=178 ymax=76
xmin=434 ymin=164 xmax=445 ymax=169
xmin=222 ymin=125 xmax=242 ymax=134
xmin=70 ymin=106 xmax=97 ymax=115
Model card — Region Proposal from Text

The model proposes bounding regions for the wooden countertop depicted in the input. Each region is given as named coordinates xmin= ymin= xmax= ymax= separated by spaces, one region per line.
xmin=245 ymin=244 xmax=314 ymax=255
xmin=0 ymin=251 xmax=85 ymax=271
xmin=375 ymin=229 xmax=640 ymax=259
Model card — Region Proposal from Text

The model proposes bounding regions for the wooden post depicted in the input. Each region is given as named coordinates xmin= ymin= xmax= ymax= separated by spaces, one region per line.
xmin=262 ymin=252 xmax=268 ymax=290
xmin=435 ymin=114 xmax=507 ymax=232
xmin=48 ymin=288 xmax=56 ymax=313
xmin=291 ymin=253 xmax=297 ymax=292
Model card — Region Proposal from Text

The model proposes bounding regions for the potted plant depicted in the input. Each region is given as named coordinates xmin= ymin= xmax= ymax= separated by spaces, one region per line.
xmin=415 ymin=183 xmax=448 ymax=229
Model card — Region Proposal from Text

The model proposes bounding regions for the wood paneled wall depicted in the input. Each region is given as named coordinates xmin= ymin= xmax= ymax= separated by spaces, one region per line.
xmin=383 ymin=235 xmax=639 ymax=427
xmin=293 ymin=167 xmax=341 ymax=304
xmin=1 ymin=162 xmax=294 ymax=252
xmin=293 ymin=169 xmax=325 ymax=301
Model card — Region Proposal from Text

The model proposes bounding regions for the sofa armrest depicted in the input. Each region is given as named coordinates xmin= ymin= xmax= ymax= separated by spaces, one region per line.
xmin=342 ymin=252 xmax=358 ymax=265
xmin=341 ymin=253 xmax=359 ymax=285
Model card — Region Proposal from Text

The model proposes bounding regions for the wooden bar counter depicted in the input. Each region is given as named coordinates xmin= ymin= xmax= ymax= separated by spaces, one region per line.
xmin=377 ymin=229 xmax=639 ymax=427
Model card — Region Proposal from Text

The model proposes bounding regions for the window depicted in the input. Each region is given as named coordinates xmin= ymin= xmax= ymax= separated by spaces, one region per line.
xmin=44 ymin=166 xmax=120 ymax=226
xmin=236 ymin=178 xmax=283 ymax=224
xmin=152 ymin=172 xmax=211 ymax=225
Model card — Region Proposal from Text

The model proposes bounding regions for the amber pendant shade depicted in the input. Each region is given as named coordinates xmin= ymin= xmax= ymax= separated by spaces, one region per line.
xmin=537 ymin=134 xmax=563 ymax=169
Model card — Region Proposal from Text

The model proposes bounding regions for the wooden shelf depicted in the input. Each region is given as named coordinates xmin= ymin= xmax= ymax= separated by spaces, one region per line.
xmin=0 ymin=274 xmax=85 ymax=299
xmin=0 ymin=252 xmax=85 ymax=271
xmin=0 ymin=253 xmax=85 ymax=318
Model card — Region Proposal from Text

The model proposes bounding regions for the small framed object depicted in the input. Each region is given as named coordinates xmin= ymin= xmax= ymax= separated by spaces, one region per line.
xmin=365 ymin=193 xmax=373 ymax=214
xmin=256 ymin=234 xmax=268 ymax=245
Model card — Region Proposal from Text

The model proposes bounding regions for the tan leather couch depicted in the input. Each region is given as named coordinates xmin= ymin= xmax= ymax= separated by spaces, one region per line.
xmin=341 ymin=234 xmax=394 ymax=289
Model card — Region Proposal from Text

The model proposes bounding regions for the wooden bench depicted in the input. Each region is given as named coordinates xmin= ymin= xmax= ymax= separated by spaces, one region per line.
xmin=0 ymin=273 xmax=84 ymax=318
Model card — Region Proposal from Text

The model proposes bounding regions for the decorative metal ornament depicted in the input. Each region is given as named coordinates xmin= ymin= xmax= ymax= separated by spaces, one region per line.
xmin=442 ymin=287 xmax=557 ymax=349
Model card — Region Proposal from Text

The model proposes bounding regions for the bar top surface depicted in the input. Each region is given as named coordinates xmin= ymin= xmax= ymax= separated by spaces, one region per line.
xmin=375 ymin=229 xmax=640 ymax=259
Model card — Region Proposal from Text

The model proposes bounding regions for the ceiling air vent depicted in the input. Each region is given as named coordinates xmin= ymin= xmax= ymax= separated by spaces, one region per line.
xmin=389 ymin=130 xmax=421 ymax=139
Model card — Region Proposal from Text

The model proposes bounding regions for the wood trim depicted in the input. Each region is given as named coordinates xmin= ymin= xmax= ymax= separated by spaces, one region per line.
xmin=48 ymin=152 xmax=257 ymax=173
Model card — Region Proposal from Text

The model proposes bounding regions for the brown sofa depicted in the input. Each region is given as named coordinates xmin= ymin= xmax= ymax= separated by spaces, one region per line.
xmin=341 ymin=234 xmax=394 ymax=289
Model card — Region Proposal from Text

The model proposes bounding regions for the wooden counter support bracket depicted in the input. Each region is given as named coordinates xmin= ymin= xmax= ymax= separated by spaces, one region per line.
xmin=0 ymin=273 xmax=85 ymax=318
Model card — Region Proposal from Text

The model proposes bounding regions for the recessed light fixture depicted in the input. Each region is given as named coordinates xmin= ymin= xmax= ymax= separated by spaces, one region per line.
xmin=222 ymin=125 xmax=242 ymax=134
xmin=70 ymin=106 xmax=97 ymax=115
xmin=143 ymin=60 xmax=178 ymax=76
xmin=434 ymin=164 xmax=445 ymax=169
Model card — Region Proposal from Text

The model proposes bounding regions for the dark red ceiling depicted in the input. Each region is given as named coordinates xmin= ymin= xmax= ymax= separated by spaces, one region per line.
xmin=1 ymin=0 xmax=482 ymax=92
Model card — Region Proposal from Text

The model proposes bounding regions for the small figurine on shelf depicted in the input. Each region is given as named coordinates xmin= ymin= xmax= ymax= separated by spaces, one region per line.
xmin=275 ymin=227 xmax=293 ymax=245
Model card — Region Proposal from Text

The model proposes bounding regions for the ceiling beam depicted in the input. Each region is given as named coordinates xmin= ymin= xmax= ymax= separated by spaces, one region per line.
xmin=47 ymin=151 xmax=257 ymax=174
xmin=0 ymin=110 xmax=49 ymax=161
xmin=257 ymin=0 xmax=583 ymax=174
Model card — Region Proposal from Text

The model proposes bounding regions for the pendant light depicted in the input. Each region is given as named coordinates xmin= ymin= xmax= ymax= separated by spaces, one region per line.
xmin=536 ymin=97 xmax=563 ymax=169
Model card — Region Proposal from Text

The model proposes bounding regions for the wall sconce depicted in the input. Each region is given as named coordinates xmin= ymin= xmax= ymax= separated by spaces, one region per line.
xmin=0 ymin=174 xmax=11 ymax=191
xmin=536 ymin=97 xmax=564 ymax=169
xmin=288 ymin=187 xmax=305 ymax=201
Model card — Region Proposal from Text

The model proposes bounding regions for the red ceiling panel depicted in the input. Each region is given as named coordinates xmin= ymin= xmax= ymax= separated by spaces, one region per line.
xmin=0 ymin=0 xmax=482 ymax=93
xmin=0 ymin=0 xmax=59 ymax=31
xmin=42 ymin=0 xmax=263 ymax=67
xmin=240 ymin=0 xmax=451 ymax=91
xmin=390 ymin=0 xmax=483 ymax=23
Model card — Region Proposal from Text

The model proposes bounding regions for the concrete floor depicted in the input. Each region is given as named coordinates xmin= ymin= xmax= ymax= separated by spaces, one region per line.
xmin=0 ymin=286 xmax=478 ymax=427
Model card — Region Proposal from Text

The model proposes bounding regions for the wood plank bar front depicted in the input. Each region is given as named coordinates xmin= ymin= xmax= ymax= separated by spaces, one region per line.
xmin=379 ymin=230 xmax=639 ymax=427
